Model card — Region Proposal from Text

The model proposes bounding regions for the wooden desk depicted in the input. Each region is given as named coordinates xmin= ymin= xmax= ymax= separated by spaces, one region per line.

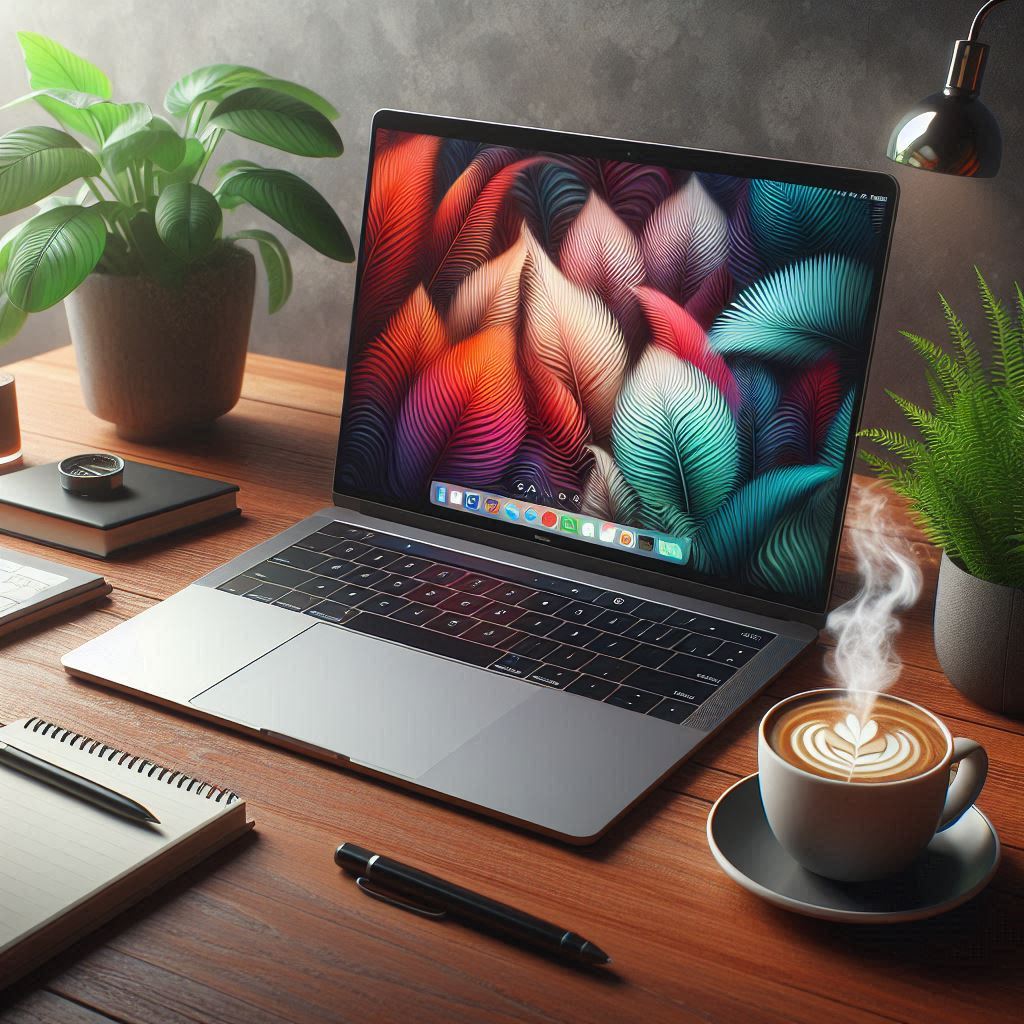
xmin=1 ymin=347 xmax=1021 ymax=1024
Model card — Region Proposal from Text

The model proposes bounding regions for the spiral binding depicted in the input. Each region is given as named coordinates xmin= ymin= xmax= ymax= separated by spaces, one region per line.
xmin=22 ymin=718 xmax=239 ymax=804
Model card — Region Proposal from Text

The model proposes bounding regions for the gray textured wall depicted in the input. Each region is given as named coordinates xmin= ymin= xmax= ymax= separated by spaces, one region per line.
xmin=1 ymin=0 xmax=1022 ymax=436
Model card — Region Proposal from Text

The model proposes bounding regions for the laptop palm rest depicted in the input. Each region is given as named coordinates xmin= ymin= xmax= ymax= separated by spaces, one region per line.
xmin=190 ymin=623 xmax=534 ymax=780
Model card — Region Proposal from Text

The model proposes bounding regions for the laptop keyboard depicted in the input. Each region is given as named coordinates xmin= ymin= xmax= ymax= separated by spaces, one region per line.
xmin=215 ymin=523 xmax=776 ymax=726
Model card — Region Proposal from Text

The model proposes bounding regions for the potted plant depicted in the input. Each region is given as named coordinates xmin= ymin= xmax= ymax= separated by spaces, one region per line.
xmin=0 ymin=33 xmax=353 ymax=441
xmin=860 ymin=270 xmax=1024 ymax=715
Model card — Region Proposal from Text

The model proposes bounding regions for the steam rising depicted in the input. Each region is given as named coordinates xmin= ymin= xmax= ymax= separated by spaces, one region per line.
xmin=825 ymin=486 xmax=922 ymax=718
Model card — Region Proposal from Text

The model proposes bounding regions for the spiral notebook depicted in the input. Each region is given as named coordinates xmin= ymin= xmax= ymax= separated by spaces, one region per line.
xmin=0 ymin=717 xmax=252 ymax=990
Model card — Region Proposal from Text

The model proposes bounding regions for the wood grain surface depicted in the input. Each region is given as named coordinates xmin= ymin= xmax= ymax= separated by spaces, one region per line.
xmin=1 ymin=347 xmax=1021 ymax=1024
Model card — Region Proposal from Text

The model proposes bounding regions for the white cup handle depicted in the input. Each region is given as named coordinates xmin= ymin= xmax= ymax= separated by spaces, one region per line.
xmin=937 ymin=738 xmax=988 ymax=831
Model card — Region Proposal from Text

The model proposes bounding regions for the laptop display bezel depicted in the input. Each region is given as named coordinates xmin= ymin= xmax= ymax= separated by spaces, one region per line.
xmin=331 ymin=109 xmax=899 ymax=629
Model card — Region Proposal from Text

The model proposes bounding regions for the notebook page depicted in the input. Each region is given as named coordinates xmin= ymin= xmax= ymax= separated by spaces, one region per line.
xmin=0 ymin=718 xmax=238 ymax=955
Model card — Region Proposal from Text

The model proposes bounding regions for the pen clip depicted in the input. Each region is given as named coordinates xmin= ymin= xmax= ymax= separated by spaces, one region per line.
xmin=355 ymin=875 xmax=448 ymax=920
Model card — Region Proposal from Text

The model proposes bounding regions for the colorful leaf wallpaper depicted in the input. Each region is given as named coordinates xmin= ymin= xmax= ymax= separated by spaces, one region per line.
xmin=339 ymin=130 xmax=883 ymax=605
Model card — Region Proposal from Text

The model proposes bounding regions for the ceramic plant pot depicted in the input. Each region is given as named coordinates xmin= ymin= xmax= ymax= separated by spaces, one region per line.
xmin=64 ymin=246 xmax=256 ymax=442
xmin=933 ymin=551 xmax=1024 ymax=716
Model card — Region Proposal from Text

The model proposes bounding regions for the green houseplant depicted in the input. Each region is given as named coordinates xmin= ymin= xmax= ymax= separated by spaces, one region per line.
xmin=860 ymin=270 xmax=1024 ymax=714
xmin=0 ymin=33 xmax=353 ymax=440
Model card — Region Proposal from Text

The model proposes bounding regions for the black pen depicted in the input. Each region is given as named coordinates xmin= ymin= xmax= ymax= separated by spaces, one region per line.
xmin=335 ymin=843 xmax=610 ymax=967
xmin=0 ymin=739 xmax=160 ymax=824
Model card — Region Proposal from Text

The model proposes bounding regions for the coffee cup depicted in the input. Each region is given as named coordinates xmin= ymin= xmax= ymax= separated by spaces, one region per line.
xmin=758 ymin=688 xmax=988 ymax=881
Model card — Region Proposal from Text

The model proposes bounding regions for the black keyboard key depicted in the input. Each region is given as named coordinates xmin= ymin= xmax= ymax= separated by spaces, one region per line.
xmin=545 ymin=646 xmax=595 ymax=670
xmin=518 ymin=591 xmax=569 ymax=614
xmin=548 ymin=622 xmax=600 ymax=647
xmin=318 ymin=522 xmax=373 ymax=539
xmin=585 ymin=634 xmax=637 ymax=658
xmin=632 ymin=600 xmax=675 ymax=623
xmin=297 ymin=576 xmax=346 ymax=598
xmin=243 ymin=582 xmax=290 ymax=603
xmin=648 ymin=699 xmax=699 ymax=724
xmin=330 ymin=584 xmax=374 ymax=607
xmin=416 ymin=564 xmax=467 ymax=586
xmin=528 ymin=665 xmax=578 ymax=689
xmin=509 ymin=635 xmax=560 ymax=660
xmin=709 ymin=641 xmax=758 ymax=667
xmin=343 ymin=566 xmax=390 ymax=587
xmin=372 ymin=574 xmax=423 ymax=596
xmin=512 ymin=612 xmax=560 ymax=636
xmin=304 ymin=601 xmax=360 ymax=625
xmin=554 ymin=601 xmax=602 ymax=625
xmin=359 ymin=593 xmax=409 ymax=616
xmin=565 ymin=677 xmax=618 ymax=701
xmin=625 ymin=643 xmax=672 ymax=669
xmin=247 ymin=561 xmax=311 ymax=588
xmin=354 ymin=548 xmax=402 ymax=569
xmin=490 ymin=653 xmax=541 ymax=678
xmin=406 ymin=583 xmax=454 ymax=606
xmin=313 ymin=558 xmax=356 ymax=579
xmin=633 ymin=621 xmax=688 ymax=646
xmin=590 ymin=610 xmax=638 ymax=635
xmin=622 ymin=618 xmax=655 ymax=640
xmin=390 ymin=602 xmax=436 ymax=625
xmin=439 ymin=592 xmax=491 ymax=615
xmin=342 ymin=611 xmax=498 ymax=668
xmin=450 ymin=573 xmax=500 ymax=594
xmin=273 ymin=591 xmax=323 ymax=612
xmin=593 ymin=592 xmax=643 ymax=613
xmin=487 ymin=583 xmax=535 ymax=605
xmin=328 ymin=540 xmax=370 ymax=560
xmin=664 ymin=611 xmax=774 ymax=648
xmin=217 ymin=575 xmax=260 ymax=596
xmin=538 ymin=578 xmax=603 ymax=602
xmin=270 ymin=546 xmax=328 ymax=571
xmin=476 ymin=601 xmax=521 ymax=624
xmin=582 ymin=654 xmax=633 ymax=682
xmin=660 ymin=652 xmax=735 ymax=686
xmin=624 ymin=668 xmax=717 ymax=705
xmin=676 ymin=633 xmax=723 ymax=658
xmin=463 ymin=622 xmax=518 ymax=647
xmin=426 ymin=612 xmax=475 ymax=636
xmin=605 ymin=688 xmax=660 ymax=713
xmin=388 ymin=555 xmax=433 ymax=577
xmin=294 ymin=532 xmax=341 ymax=553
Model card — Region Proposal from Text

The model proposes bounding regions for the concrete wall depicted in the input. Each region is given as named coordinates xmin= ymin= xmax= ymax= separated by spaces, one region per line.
xmin=1 ymin=0 xmax=1021 ymax=435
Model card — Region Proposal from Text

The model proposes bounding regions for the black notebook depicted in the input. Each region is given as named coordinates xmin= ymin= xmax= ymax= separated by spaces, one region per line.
xmin=0 ymin=461 xmax=240 ymax=557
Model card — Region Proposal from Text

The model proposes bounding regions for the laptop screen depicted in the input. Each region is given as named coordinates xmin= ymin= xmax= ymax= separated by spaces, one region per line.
xmin=335 ymin=114 xmax=896 ymax=615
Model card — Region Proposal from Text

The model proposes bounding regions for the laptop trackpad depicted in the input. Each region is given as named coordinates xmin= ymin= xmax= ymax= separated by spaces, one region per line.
xmin=190 ymin=623 xmax=533 ymax=780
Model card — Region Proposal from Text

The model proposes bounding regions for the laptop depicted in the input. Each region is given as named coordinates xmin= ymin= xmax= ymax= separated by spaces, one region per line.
xmin=63 ymin=110 xmax=898 ymax=843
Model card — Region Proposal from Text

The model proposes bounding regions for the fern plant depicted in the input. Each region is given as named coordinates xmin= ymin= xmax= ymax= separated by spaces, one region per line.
xmin=859 ymin=269 xmax=1024 ymax=588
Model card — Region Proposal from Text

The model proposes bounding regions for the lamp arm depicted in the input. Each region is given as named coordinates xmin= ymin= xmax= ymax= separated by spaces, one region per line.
xmin=968 ymin=0 xmax=1013 ymax=41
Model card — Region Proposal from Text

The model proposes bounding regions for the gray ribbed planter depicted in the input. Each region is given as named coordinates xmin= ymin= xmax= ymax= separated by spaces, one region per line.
xmin=934 ymin=551 xmax=1024 ymax=716
xmin=64 ymin=247 xmax=256 ymax=443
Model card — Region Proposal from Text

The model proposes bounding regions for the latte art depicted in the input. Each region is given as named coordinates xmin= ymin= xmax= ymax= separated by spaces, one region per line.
xmin=768 ymin=694 xmax=947 ymax=783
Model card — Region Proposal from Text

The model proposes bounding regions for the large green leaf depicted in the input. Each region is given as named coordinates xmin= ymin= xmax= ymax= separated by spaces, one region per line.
xmin=214 ymin=166 xmax=353 ymax=260
xmin=6 ymin=89 xmax=147 ymax=144
xmin=231 ymin=228 xmax=292 ymax=312
xmin=126 ymin=210 xmax=185 ymax=288
xmin=612 ymin=346 xmax=738 ymax=535
xmin=102 ymin=116 xmax=186 ymax=174
xmin=208 ymin=88 xmax=342 ymax=157
xmin=165 ymin=64 xmax=338 ymax=119
xmin=710 ymin=254 xmax=873 ymax=365
xmin=17 ymin=32 xmax=111 ymax=98
xmin=0 ymin=126 xmax=100 ymax=215
xmin=154 ymin=183 xmax=222 ymax=262
xmin=5 ymin=205 xmax=106 ymax=312
xmin=692 ymin=463 xmax=838 ymax=578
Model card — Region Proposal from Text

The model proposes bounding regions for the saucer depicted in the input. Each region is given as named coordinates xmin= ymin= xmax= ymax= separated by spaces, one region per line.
xmin=706 ymin=773 xmax=1001 ymax=923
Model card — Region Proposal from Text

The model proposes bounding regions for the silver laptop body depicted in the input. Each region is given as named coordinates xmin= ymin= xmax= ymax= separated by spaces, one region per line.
xmin=63 ymin=111 xmax=898 ymax=843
